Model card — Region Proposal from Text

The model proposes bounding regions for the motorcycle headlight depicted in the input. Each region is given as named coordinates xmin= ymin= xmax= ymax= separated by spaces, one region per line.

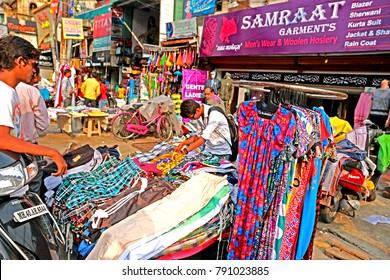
xmin=0 ymin=161 xmax=38 ymax=196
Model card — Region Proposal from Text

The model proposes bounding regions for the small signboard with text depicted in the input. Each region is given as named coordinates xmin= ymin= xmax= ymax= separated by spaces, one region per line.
xmin=183 ymin=0 xmax=216 ymax=19
xmin=181 ymin=69 xmax=208 ymax=102
xmin=62 ymin=18 xmax=84 ymax=40
xmin=7 ymin=18 xmax=37 ymax=34
xmin=166 ymin=18 xmax=197 ymax=39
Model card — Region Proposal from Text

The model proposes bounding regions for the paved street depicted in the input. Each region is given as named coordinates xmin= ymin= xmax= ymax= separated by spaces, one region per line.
xmin=39 ymin=122 xmax=390 ymax=260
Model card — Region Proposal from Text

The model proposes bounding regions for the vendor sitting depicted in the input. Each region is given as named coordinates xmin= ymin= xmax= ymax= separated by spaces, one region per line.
xmin=174 ymin=99 xmax=232 ymax=160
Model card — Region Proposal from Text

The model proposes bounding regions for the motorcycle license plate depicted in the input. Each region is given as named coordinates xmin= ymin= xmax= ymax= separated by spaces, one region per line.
xmin=13 ymin=204 xmax=49 ymax=223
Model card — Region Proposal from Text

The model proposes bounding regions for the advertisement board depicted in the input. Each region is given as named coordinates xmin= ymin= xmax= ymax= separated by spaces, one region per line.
xmin=181 ymin=69 xmax=209 ymax=102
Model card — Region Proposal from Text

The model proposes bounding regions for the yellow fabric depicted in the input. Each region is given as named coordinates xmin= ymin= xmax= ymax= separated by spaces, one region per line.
xmin=81 ymin=78 xmax=100 ymax=100
xmin=118 ymin=88 xmax=126 ymax=99
xmin=330 ymin=116 xmax=353 ymax=143
xmin=88 ymin=112 xmax=108 ymax=116
xmin=363 ymin=179 xmax=375 ymax=191
xmin=151 ymin=152 xmax=185 ymax=177
xmin=69 ymin=112 xmax=88 ymax=117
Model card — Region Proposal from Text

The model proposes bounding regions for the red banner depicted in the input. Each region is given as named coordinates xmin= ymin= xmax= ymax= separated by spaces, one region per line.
xmin=93 ymin=12 xmax=112 ymax=39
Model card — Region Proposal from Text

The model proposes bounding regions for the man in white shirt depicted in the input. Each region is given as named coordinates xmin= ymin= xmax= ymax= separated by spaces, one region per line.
xmin=174 ymin=99 xmax=231 ymax=158
xmin=0 ymin=35 xmax=67 ymax=178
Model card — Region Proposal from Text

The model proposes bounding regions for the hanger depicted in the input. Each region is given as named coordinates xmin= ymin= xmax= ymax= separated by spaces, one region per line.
xmin=256 ymin=91 xmax=279 ymax=118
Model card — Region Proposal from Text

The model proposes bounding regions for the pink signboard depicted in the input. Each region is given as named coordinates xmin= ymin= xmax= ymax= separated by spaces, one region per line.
xmin=200 ymin=0 xmax=390 ymax=57
xmin=181 ymin=69 xmax=209 ymax=102
xmin=181 ymin=69 xmax=209 ymax=123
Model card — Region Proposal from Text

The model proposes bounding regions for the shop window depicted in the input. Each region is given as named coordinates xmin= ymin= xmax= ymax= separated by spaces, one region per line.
xmin=215 ymin=0 xmax=223 ymax=12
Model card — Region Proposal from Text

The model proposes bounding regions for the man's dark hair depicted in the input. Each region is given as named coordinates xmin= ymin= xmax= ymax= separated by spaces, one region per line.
xmin=204 ymin=86 xmax=214 ymax=93
xmin=92 ymin=72 xmax=98 ymax=78
xmin=64 ymin=69 xmax=71 ymax=75
xmin=180 ymin=99 xmax=200 ymax=118
xmin=0 ymin=35 xmax=40 ymax=71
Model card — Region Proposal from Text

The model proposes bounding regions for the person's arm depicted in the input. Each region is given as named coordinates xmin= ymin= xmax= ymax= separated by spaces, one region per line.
xmin=174 ymin=135 xmax=205 ymax=154
xmin=386 ymin=111 xmax=390 ymax=128
xmin=185 ymin=136 xmax=206 ymax=154
xmin=0 ymin=126 xmax=67 ymax=176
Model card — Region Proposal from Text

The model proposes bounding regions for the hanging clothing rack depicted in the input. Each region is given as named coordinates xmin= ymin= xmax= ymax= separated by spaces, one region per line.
xmin=233 ymin=80 xmax=349 ymax=100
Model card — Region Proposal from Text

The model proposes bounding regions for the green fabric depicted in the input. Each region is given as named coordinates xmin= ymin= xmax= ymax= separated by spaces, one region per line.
xmin=377 ymin=134 xmax=390 ymax=173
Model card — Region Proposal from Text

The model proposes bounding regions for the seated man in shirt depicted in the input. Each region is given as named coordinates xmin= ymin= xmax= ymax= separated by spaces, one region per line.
xmin=174 ymin=99 xmax=231 ymax=159
xmin=204 ymin=86 xmax=226 ymax=113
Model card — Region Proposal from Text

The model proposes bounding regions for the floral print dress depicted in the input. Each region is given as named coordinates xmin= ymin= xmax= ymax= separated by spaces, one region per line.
xmin=227 ymin=101 xmax=296 ymax=260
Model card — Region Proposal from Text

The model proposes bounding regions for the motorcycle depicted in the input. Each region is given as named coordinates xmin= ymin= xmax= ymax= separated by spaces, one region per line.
xmin=0 ymin=150 xmax=65 ymax=260
xmin=320 ymin=120 xmax=385 ymax=223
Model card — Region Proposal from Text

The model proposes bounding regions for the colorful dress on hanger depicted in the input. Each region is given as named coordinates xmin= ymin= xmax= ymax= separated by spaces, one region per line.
xmin=227 ymin=101 xmax=296 ymax=260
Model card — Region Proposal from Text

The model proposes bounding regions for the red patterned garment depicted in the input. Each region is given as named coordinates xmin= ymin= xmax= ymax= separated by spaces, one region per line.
xmin=227 ymin=101 xmax=296 ymax=260
xmin=279 ymin=157 xmax=314 ymax=260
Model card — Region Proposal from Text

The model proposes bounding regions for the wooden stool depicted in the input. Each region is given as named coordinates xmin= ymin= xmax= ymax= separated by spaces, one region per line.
xmin=83 ymin=117 xmax=102 ymax=137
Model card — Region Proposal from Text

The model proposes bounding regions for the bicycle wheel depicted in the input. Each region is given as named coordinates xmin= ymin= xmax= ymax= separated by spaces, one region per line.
xmin=157 ymin=116 xmax=173 ymax=142
xmin=111 ymin=113 xmax=139 ymax=140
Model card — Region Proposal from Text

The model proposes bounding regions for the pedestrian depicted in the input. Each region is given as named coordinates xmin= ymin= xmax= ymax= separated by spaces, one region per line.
xmin=117 ymin=84 xmax=126 ymax=99
xmin=204 ymin=86 xmax=226 ymax=113
xmin=370 ymin=79 xmax=390 ymax=130
xmin=98 ymin=79 xmax=108 ymax=109
xmin=81 ymin=71 xmax=100 ymax=107
xmin=0 ymin=35 xmax=67 ymax=178
xmin=174 ymin=99 xmax=232 ymax=159
xmin=61 ymin=69 xmax=74 ymax=107
xmin=15 ymin=65 xmax=50 ymax=195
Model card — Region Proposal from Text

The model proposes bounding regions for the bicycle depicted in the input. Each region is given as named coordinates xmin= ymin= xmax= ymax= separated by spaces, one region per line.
xmin=111 ymin=102 xmax=173 ymax=142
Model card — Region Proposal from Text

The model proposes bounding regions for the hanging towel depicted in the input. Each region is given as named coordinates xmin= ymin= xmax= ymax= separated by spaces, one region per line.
xmin=176 ymin=52 xmax=183 ymax=67
xmin=160 ymin=52 xmax=166 ymax=67
xmin=354 ymin=92 xmax=372 ymax=128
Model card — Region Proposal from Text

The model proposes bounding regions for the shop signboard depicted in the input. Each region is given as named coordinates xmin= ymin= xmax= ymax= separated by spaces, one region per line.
xmin=33 ymin=4 xmax=54 ymax=51
xmin=80 ymin=39 xmax=88 ymax=58
xmin=93 ymin=36 xmax=111 ymax=52
xmin=39 ymin=49 xmax=54 ymax=68
xmin=166 ymin=18 xmax=197 ymax=39
xmin=200 ymin=0 xmax=390 ymax=57
xmin=87 ymin=50 xmax=111 ymax=67
xmin=62 ymin=18 xmax=84 ymax=40
xmin=93 ymin=12 xmax=112 ymax=39
xmin=183 ymin=0 xmax=216 ymax=19
xmin=7 ymin=18 xmax=37 ymax=34
xmin=181 ymin=69 xmax=208 ymax=102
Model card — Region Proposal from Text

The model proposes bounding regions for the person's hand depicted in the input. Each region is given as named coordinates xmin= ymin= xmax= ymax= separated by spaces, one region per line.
xmin=174 ymin=142 xmax=185 ymax=153
xmin=50 ymin=151 xmax=68 ymax=176
xmin=385 ymin=118 xmax=390 ymax=128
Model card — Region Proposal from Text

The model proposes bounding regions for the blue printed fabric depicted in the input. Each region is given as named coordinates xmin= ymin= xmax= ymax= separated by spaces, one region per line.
xmin=336 ymin=139 xmax=367 ymax=161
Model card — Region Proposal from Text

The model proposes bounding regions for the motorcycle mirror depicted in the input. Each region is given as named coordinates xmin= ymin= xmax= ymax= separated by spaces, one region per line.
xmin=363 ymin=119 xmax=373 ymax=126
